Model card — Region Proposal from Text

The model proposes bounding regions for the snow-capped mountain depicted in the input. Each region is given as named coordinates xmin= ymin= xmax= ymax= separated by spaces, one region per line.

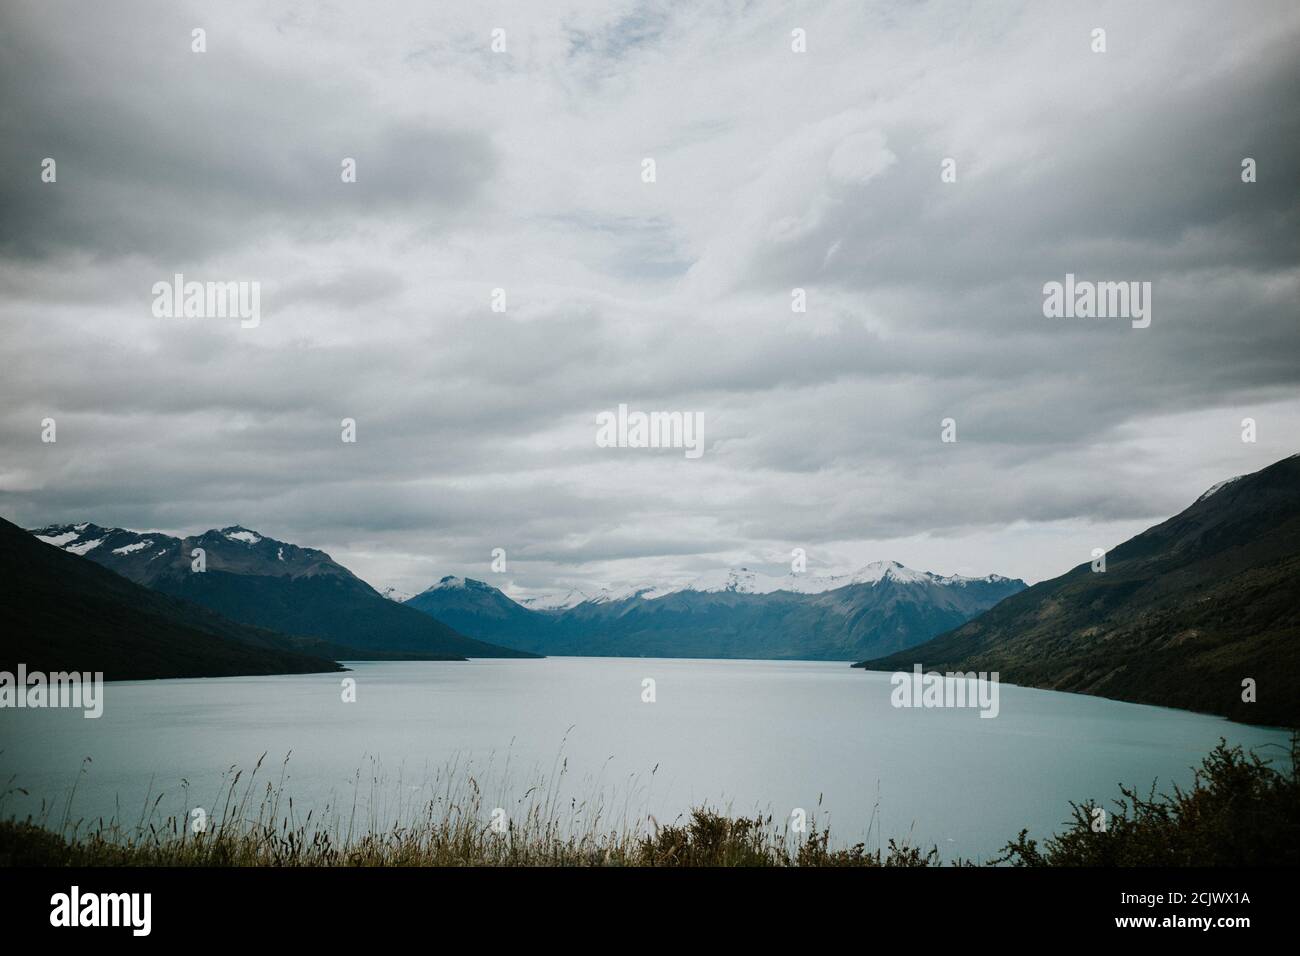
xmin=30 ymin=519 xmax=1023 ymax=662
xmin=379 ymin=585 xmax=413 ymax=603
xmin=29 ymin=522 xmax=349 ymax=584
xmin=27 ymin=523 xmax=537 ymax=659
xmin=3 ymin=516 xmax=344 ymax=680
xmin=403 ymin=561 xmax=1027 ymax=660
xmin=668 ymin=560 xmax=960 ymax=596
xmin=406 ymin=575 xmax=541 ymax=634
xmin=518 ymin=588 xmax=596 ymax=611
xmin=513 ymin=560 xmax=1015 ymax=606
xmin=517 ymin=583 xmax=656 ymax=610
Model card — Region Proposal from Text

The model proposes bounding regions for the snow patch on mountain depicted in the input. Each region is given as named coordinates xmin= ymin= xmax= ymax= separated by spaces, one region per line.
xmin=34 ymin=530 xmax=80 ymax=547
xmin=671 ymin=560 xmax=939 ymax=596
xmin=520 ymin=584 xmax=659 ymax=609
xmin=519 ymin=587 xmax=597 ymax=610
xmin=844 ymin=560 xmax=931 ymax=586
xmin=1198 ymin=475 xmax=1244 ymax=502
xmin=111 ymin=539 xmax=152 ymax=555
xmin=423 ymin=576 xmax=467 ymax=592
xmin=937 ymin=572 xmax=1014 ymax=586
xmin=66 ymin=537 xmax=107 ymax=556
xmin=675 ymin=567 xmax=791 ymax=595
xmin=512 ymin=560 xmax=1020 ymax=608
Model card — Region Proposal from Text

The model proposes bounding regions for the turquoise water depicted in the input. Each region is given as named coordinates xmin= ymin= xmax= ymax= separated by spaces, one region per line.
xmin=0 ymin=657 xmax=1289 ymax=861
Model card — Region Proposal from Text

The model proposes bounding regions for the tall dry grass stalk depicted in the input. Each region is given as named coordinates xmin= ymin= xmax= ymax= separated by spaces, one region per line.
xmin=0 ymin=747 xmax=927 ymax=866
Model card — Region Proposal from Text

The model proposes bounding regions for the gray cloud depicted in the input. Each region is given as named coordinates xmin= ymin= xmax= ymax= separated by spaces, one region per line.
xmin=0 ymin=1 xmax=496 ymax=259
xmin=1 ymin=0 xmax=1298 ymax=595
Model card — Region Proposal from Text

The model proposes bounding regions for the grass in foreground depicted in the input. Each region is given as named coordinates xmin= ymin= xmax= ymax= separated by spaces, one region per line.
xmin=2 ymin=738 xmax=1296 ymax=866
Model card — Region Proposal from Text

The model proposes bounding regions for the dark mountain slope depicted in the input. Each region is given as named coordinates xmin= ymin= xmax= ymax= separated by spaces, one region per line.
xmin=0 ymin=515 xmax=344 ymax=680
xmin=405 ymin=576 xmax=543 ymax=642
xmin=856 ymin=454 xmax=1300 ymax=727
xmin=27 ymin=524 xmax=539 ymax=659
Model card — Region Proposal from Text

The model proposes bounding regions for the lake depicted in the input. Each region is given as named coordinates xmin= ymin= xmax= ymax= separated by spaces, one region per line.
xmin=0 ymin=657 xmax=1289 ymax=862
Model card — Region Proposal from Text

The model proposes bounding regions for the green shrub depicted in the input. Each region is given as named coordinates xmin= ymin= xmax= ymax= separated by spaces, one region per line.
xmin=995 ymin=735 xmax=1300 ymax=866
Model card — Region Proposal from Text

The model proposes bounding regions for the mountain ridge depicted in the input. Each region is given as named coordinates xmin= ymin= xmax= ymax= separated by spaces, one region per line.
xmin=854 ymin=454 xmax=1300 ymax=727
xmin=406 ymin=562 xmax=1027 ymax=661
xmin=0 ymin=515 xmax=346 ymax=680
xmin=28 ymin=523 xmax=540 ymax=660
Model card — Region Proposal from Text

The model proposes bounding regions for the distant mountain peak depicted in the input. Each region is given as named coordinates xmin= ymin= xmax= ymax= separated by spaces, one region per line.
xmin=418 ymin=575 xmax=501 ymax=596
xmin=846 ymin=560 xmax=928 ymax=585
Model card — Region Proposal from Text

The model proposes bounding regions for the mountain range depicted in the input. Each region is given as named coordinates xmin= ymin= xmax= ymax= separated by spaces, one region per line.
xmin=24 ymin=519 xmax=1025 ymax=663
xmin=25 ymin=523 xmax=537 ymax=661
xmin=0 ymin=516 xmax=343 ymax=680
xmin=13 ymin=452 xmax=1296 ymax=721
xmin=856 ymin=454 xmax=1300 ymax=727
xmin=404 ymin=562 xmax=1026 ymax=660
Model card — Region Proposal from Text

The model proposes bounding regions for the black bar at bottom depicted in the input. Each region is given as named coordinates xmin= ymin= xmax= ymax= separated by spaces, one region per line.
xmin=0 ymin=866 xmax=1281 ymax=941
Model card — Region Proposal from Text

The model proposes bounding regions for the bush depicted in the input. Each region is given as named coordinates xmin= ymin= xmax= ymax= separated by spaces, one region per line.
xmin=995 ymin=735 xmax=1300 ymax=866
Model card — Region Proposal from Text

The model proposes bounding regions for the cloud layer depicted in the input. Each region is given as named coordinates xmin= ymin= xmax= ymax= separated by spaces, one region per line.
xmin=2 ymin=0 xmax=1297 ymax=596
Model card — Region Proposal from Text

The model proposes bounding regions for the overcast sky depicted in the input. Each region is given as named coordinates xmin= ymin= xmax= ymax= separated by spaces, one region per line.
xmin=1 ymin=0 xmax=1297 ymax=598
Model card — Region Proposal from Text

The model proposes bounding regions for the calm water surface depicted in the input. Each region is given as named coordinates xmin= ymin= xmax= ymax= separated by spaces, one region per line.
xmin=1 ymin=658 xmax=1288 ymax=861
